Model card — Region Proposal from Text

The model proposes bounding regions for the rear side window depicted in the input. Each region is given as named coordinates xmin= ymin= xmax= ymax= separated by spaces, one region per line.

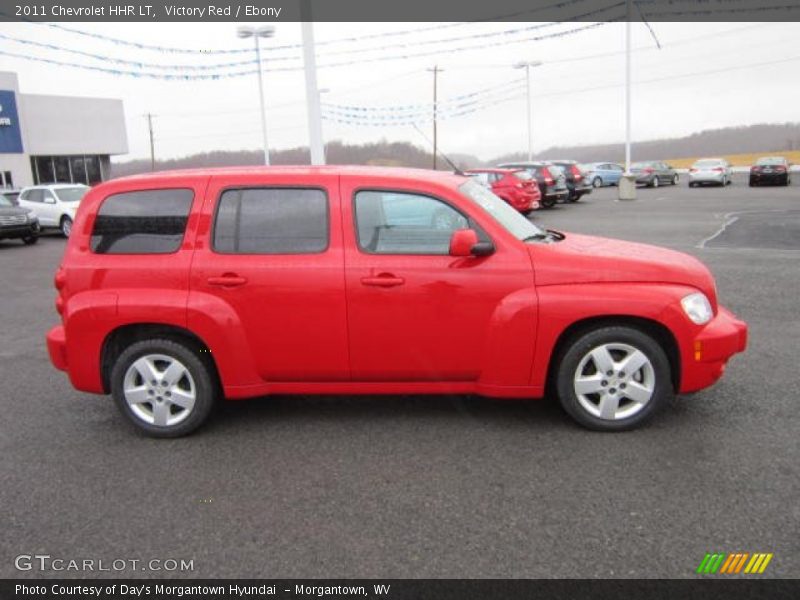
xmin=213 ymin=188 xmax=328 ymax=254
xmin=91 ymin=189 xmax=194 ymax=254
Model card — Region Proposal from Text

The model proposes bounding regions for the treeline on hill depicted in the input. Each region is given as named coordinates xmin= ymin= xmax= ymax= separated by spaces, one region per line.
xmin=111 ymin=123 xmax=800 ymax=177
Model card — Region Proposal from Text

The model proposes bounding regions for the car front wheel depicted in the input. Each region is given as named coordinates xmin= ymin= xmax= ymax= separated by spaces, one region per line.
xmin=111 ymin=338 xmax=217 ymax=437
xmin=555 ymin=326 xmax=672 ymax=431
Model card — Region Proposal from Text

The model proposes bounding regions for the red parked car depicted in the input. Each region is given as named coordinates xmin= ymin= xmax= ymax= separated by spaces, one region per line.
xmin=47 ymin=166 xmax=747 ymax=437
xmin=464 ymin=168 xmax=541 ymax=213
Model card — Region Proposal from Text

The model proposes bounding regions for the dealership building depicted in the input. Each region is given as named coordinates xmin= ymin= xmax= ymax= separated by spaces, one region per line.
xmin=0 ymin=71 xmax=128 ymax=189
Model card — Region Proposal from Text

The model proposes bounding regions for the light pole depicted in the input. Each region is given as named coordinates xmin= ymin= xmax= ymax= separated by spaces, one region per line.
xmin=513 ymin=60 xmax=543 ymax=162
xmin=238 ymin=25 xmax=275 ymax=166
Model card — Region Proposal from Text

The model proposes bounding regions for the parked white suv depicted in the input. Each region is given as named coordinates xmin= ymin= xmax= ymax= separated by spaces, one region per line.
xmin=688 ymin=158 xmax=733 ymax=187
xmin=17 ymin=184 xmax=89 ymax=237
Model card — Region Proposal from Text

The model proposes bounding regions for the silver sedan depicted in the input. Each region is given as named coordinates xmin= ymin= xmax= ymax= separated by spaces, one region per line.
xmin=688 ymin=158 xmax=733 ymax=187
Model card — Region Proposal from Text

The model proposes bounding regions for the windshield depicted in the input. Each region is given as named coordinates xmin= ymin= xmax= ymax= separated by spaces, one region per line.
xmin=55 ymin=187 xmax=88 ymax=203
xmin=756 ymin=157 xmax=784 ymax=166
xmin=0 ymin=196 xmax=13 ymax=207
xmin=512 ymin=170 xmax=533 ymax=181
xmin=458 ymin=179 xmax=545 ymax=241
xmin=631 ymin=162 xmax=653 ymax=169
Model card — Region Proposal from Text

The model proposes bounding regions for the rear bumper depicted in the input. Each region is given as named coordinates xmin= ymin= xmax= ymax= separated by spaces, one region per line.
xmin=47 ymin=325 xmax=68 ymax=372
xmin=750 ymin=172 xmax=787 ymax=183
xmin=689 ymin=172 xmax=725 ymax=183
xmin=680 ymin=306 xmax=747 ymax=393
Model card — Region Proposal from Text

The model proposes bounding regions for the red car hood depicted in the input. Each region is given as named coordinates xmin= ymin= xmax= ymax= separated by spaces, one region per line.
xmin=530 ymin=233 xmax=717 ymax=305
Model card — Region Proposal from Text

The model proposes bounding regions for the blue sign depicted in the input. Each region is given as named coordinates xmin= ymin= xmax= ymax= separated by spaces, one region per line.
xmin=0 ymin=90 xmax=24 ymax=154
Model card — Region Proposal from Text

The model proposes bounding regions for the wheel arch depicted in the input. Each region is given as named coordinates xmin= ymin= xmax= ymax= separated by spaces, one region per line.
xmin=544 ymin=315 xmax=681 ymax=397
xmin=100 ymin=323 xmax=221 ymax=394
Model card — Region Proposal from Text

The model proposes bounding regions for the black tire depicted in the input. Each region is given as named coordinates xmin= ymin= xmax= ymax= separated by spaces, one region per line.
xmin=672 ymin=174 xmax=679 ymax=185
xmin=111 ymin=338 xmax=217 ymax=437
xmin=22 ymin=235 xmax=38 ymax=245
xmin=689 ymin=182 xmax=696 ymax=188
xmin=749 ymin=179 xmax=755 ymax=187
xmin=592 ymin=177 xmax=602 ymax=188
xmin=541 ymin=196 xmax=556 ymax=209
xmin=554 ymin=326 xmax=673 ymax=432
xmin=650 ymin=176 xmax=659 ymax=188
xmin=60 ymin=216 xmax=73 ymax=238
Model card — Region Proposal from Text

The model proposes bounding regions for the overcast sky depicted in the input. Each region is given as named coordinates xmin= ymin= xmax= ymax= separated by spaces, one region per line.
xmin=1 ymin=20 xmax=798 ymax=162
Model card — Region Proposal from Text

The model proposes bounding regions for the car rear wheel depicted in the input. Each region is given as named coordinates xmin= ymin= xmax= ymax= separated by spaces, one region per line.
xmin=555 ymin=326 xmax=672 ymax=431
xmin=22 ymin=235 xmax=38 ymax=245
xmin=651 ymin=176 xmax=659 ymax=188
xmin=592 ymin=177 xmax=602 ymax=188
xmin=111 ymin=338 xmax=217 ymax=437
xmin=60 ymin=216 xmax=73 ymax=238
xmin=672 ymin=174 xmax=679 ymax=185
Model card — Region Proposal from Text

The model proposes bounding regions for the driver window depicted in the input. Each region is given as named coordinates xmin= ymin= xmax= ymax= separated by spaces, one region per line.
xmin=354 ymin=190 xmax=469 ymax=255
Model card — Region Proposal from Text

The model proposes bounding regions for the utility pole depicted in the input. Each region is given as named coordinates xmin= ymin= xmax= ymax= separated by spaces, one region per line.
xmin=145 ymin=113 xmax=155 ymax=171
xmin=301 ymin=0 xmax=325 ymax=165
xmin=427 ymin=65 xmax=443 ymax=170
xmin=513 ymin=61 xmax=543 ymax=162
xmin=237 ymin=25 xmax=276 ymax=166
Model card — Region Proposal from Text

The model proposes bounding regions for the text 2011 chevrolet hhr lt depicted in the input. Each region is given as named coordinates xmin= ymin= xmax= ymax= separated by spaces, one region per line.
xmin=47 ymin=167 xmax=747 ymax=437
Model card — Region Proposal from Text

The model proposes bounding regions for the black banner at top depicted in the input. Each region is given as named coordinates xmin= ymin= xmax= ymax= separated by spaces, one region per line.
xmin=2 ymin=0 xmax=800 ymax=22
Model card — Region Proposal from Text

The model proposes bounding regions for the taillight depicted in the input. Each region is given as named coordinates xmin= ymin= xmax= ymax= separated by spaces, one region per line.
xmin=645 ymin=168 xmax=654 ymax=174
xmin=713 ymin=167 xmax=723 ymax=172
xmin=571 ymin=165 xmax=583 ymax=180
xmin=775 ymin=166 xmax=787 ymax=172
xmin=690 ymin=168 xmax=697 ymax=172
xmin=54 ymin=267 xmax=66 ymax=291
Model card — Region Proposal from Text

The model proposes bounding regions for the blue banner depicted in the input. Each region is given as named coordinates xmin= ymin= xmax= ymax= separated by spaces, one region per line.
xmin=0 ymin=90 xmax=23 ymax=153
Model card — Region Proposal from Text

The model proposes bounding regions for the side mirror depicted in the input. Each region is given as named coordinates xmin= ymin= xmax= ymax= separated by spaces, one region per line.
xmin=449 ymin=229 xmax=494 ymax=257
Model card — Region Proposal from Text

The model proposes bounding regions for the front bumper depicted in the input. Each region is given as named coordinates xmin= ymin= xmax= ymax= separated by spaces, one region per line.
xmin=680 ymin=306 xmax=747 ymax=393
xmin=0 ymin=221 xmax=39 ymax=239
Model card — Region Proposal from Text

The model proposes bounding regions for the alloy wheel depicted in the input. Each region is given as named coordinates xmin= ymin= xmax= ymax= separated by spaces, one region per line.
xmin=573 ymin=343 xmax=655 ymax=421
xmin=122 ymin=354 xmax=197 ymax=427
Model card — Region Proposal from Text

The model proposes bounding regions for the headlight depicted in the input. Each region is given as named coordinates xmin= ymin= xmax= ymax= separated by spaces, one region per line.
xmin=681 ymin=292 xmax=713 ymax=325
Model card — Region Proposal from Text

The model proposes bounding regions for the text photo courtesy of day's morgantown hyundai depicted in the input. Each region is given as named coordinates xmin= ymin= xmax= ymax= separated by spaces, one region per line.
xmin=0 ymin=1 xmax=798 ymax=598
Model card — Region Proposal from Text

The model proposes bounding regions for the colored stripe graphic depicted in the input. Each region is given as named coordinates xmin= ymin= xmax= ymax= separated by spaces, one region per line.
xmin=698 ymin=552 xmax=773 ymax=575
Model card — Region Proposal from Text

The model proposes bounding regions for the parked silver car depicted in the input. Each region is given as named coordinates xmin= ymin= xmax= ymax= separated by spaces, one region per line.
xmin=688 ymin=158 xmax=733 ymax=187
xmin=630 ymin=161 xmax=679 ymax=187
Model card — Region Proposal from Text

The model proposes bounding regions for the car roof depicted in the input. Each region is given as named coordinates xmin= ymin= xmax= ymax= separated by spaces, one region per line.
xmin=22 ymin=184 xmax=89 ymax=190
xmin=111 ymin=165 xmax=468 ymax=187
xmin=464 ymin=168 xmax=519 ymax=174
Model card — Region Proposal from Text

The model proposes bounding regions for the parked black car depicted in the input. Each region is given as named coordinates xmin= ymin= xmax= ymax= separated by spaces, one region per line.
xmin=546 ymin=159 xmax=593 ymax=202
xmin=749 ymin=157 xmax=792 ymax=186
xmin=497 ymin=161 xmax=568 ymax=208
xmin=0 ymin=194 xmax=39 ymax=245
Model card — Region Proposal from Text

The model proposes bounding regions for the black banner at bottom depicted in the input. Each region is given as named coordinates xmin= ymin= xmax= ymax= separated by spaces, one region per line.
xmin=2 ymin=579 xmax=799 ymax=600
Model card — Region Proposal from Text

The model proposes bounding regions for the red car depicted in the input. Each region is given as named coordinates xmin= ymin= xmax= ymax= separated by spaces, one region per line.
xmin=464 ymin=168 xmax=541 ymax=213
xmin=47 ymin=166 xmax=747 ymax=437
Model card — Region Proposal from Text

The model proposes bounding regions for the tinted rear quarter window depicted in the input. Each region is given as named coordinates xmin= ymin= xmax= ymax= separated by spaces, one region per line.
xmin=91 ymin=188 xmax=194 ymax=254
xmin=213 ymin=188 xmax=328 ymax=254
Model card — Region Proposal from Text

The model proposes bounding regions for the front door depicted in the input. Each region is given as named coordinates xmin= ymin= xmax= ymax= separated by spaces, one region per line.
xmin=340 ymin=180 xmax=535 ymax=383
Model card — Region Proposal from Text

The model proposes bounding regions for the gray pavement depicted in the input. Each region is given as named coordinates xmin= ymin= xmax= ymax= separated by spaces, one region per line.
xmin=1 ymin=174 xmax=798 ymax=579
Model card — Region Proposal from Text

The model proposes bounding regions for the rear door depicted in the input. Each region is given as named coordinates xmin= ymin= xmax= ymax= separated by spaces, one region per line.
xmin=189 ymin=173 xmax=349 ymax=382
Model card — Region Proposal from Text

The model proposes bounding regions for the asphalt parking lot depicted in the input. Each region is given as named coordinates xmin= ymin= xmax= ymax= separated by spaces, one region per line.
xmin=1 ymin=174 xmax=798 ymax=579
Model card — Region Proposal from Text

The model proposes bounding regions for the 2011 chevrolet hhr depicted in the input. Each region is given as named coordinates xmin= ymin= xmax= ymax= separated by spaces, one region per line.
xmin=46 ymin=167 xmax=747 ymax=437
